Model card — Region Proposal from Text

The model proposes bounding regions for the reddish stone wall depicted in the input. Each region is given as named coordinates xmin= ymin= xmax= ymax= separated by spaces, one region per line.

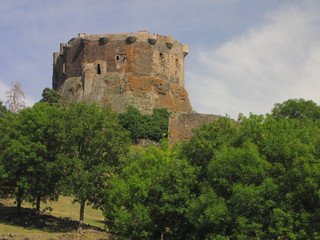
xmin=168 ymin=112 xmax=220 ymax=145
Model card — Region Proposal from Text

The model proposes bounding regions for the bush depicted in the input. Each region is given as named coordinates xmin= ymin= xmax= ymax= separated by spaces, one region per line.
xmin=118 ymin=106 xmax=170 ymax=142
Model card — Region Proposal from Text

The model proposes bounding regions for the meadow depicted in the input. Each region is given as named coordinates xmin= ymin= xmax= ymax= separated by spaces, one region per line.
xmin=0 ymin=196 xmax=110 ymax=240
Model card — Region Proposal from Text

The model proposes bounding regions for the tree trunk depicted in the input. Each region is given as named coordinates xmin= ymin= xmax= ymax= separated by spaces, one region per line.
xmin=16 ymin=187 xmax=23 ymax=214
xmin=36 ymin=195 xmax=41 ymax=212
xmin=78 ymin=199 xmax=86 ymax=233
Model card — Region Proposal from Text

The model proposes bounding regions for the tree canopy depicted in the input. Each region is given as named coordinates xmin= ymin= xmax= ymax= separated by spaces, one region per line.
xmin=271 ymin=98 xmax=320 ymax=120
xmin=58 ymin=103 xmax=131 ymax=231
xmin=2 ymin=98 xmax=320 ymax=239
xmin=0 ymin=101 xmax=8 ymax=118
xmin=0 ymin=102 xmax=131 ymax=227
xmin=118 ymin=106 xmax=170 ymax=142
xmin=40 ymin=88 xmax=61 ymax=105
xmin=0 ymin=102 xmax=64 ymax=212
xmin=104 ymin=146 xmax=197 ymax=240
xmin=178 ymin=113 xmax=320 ymax=239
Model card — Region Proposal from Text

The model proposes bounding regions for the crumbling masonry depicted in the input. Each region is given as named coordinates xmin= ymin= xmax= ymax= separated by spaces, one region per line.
xmin=53 ymin=31 xmax=219 ymax=143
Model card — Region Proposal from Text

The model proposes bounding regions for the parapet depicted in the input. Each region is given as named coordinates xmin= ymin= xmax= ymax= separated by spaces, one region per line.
xmin=63 ymin=31 xmax=189 ymax=53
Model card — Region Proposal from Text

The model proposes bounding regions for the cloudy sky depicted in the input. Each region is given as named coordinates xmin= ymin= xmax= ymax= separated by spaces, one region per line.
xmin=0 ymin=0 xmax=319 ymax=118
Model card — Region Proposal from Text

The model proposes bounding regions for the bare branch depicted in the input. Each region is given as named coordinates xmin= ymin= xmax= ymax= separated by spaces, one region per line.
xmin=5 ymin=82 xmax=26 ymax=113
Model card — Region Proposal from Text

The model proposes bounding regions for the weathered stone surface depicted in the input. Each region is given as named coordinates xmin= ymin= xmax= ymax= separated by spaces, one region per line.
xmin=166 ymin=42 xmax=173 ymax=49
xmin=126 ymin=36 xmax=137 ymax=44
xmin=99 ymin=37 xmax=109 ymax=45
xmin=148 ymin=38 xmax=157 ymax=45
xmin=168 ymin=112 xmax=220 ymax=145
xmin=53 ymin=31 xmax=192 ymax=114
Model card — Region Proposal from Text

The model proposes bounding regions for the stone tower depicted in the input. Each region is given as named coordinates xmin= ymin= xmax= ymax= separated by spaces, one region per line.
xmin=52 ymin=31 xmax=192 ymax=114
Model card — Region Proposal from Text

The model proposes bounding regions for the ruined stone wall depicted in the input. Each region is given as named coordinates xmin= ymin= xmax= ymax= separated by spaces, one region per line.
xmin=52 ymin=31 xmax=223 ymax=144
xmin=53 ymin=31 xmax=191 ymax=114
xmin=168 ymin=112 xmax=220 ymax=145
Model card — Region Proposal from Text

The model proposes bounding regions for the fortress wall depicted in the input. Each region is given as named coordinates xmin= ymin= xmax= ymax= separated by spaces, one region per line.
xmin=168 ymin=112 xmax=220 ymax=145
xmin=55 ymin=32 xmax=186 ymax=88
xmin=52 ymin=31 xmax=226 ymax=144
xmin=52 ymin=31 xmax=192 ymax=114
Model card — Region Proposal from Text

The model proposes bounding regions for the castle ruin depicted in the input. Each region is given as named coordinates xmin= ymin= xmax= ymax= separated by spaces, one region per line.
xmin=53 ymin=31 xmax=219 ymax=143
xmin=53 ymin=31 xmax=191 ymax=114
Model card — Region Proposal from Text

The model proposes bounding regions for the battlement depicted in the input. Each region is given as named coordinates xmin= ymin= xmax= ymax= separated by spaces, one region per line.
xmin=61 ymin=31 xmax=189 ymax=55
xmin=53 ymin=31 xmax=192 ymax=114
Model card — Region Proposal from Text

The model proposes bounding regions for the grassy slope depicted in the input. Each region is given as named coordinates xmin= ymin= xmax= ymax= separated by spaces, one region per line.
xmin=0 ymin=196 xmax=110 ymax=240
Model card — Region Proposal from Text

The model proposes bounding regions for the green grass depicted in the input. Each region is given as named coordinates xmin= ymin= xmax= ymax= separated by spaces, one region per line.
xmin=31 ymin=196 xmax=105 ymax=228
xmin=0 ymin=196 xmax=109 ymax=240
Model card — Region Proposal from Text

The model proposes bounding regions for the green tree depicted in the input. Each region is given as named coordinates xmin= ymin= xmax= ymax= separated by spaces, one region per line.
xmin=256 ymin=117 xmax=320 ymax=239
xmin=59 ymin=103 xmax=131 ymax=232
xmin=180 ymin=117 xmax=239 ymax=178
xmin=235 ymin=116 xmax=320 ymax=239
xmin=181 ymin=113 xmax=320 ymax=239
xmin=147 ymin=108 xmax=171 ymax=141
xmin=187 ymin=142 xmax=271 ymax=239
xmin=104 ymin=146 xmax=197 ymax=240
xmin=0 ymin=103 xmax=64 ymax=212
xmin=271 ymin=98 xmax=320 ymax=120
xmin=40 ymin=88 xmax=61 ymax=105
xmin=118 ymin=106 xmax=145 ymax=141
xmin=118 ymin=106 xmax=170 ymax=142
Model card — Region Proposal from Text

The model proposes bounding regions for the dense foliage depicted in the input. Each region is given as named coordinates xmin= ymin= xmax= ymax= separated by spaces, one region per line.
xmin=58 ymin=103 xmax=131 ymax=230
xmin=104 ymin=145 xmax=197 ymax=240
xmin=105 ymin=99 xmax=320 ymax=239
xmin=0 ymin=102 xmax=131 ymax=230
xmin=0 ymin=103 xmax=64 ymax=212
xmin=40 ymin=88 xmax=61 ymax=105
xmin=271 ymin=98 xmax=320 ymax=120
xmin=179 ymin=115 xmax=320 ymax=239
xmin=118 ymin=106 xmax=170 ymax=142
xmin=2 ymin=98 xmax=320 ymax=239
xmin=0 ymin=101 xmax=8 ymax=118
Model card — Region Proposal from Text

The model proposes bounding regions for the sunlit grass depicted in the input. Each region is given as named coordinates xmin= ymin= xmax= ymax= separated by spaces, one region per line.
xmin=0 ymin=196 xmax=106 ymax=238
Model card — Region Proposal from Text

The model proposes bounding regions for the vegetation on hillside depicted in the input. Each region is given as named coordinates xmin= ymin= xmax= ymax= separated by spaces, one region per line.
xmin=0 ymin=101 xmax=8 ymax=118
xmin=0 ymin=101 xmax=131 ymax=233
xmin=40 ymin=87 xmax=62 ymax=105
xmin=118 ymin=106 xmax=170 ymax=142
xmin=2 ymin=98 xmax=320 ymax=239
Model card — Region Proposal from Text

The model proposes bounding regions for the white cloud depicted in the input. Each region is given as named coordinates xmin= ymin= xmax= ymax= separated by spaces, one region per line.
xmin=188 ymin=2 xmax=320 ymax=118
xmin=0 ymin=81 xmax=10 ymax=102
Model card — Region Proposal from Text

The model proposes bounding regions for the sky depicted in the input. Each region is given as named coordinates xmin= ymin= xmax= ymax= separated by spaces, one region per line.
xmin=0 ymin=0 xmax=320 ymax=118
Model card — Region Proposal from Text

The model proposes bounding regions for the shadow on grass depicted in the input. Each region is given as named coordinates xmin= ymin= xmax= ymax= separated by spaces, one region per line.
xmin=0 ymin=205 xmax=106 ymax=234
xmin=96 ymin=220 xmax=106 ymax=225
